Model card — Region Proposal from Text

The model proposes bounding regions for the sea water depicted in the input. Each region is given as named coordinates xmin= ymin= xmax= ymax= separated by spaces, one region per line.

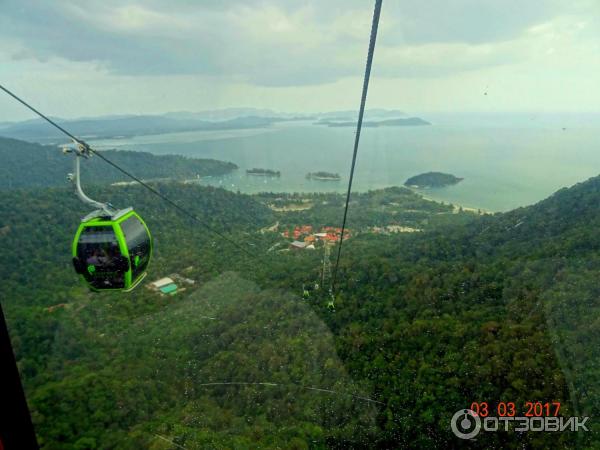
xmin=90 ymin=113 xmax=600 ymax=212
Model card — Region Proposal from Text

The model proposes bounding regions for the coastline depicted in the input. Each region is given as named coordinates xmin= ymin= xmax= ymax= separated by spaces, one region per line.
xmin=418 ymin=192 xmax=494 ymax=215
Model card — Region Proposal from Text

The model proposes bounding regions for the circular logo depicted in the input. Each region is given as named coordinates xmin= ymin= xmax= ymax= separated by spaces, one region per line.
xmin=451 ymin=409 xmax=481 ymax=440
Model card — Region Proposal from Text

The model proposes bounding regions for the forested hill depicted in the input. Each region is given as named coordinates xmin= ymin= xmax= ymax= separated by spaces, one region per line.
xmin=324 ymin=173 xmax=600 ymax=447
xmin=3 ymin=174 xmax=600 ymax=447
xmin=416 ymin=174 xmax=600 ymax=261
xmin=0 ymin=136 xmax=237 ymax=189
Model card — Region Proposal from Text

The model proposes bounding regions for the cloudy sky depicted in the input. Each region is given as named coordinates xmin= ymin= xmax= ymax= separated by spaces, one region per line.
xmin=1 ymin=0 xmax=599 ymax=121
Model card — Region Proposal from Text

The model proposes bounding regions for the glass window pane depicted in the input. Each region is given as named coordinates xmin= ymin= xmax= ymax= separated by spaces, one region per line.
xmin=77 ymin=226 xmax=125 ymax=289
xmin=120 ymin=216 xmax=150 ymax=278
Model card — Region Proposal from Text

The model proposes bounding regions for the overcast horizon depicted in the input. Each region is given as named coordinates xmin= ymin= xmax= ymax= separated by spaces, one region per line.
xmin=2 ymin=0 xmax=600 ymax=122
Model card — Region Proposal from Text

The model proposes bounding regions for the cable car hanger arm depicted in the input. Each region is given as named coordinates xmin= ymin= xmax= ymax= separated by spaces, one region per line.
xmin=63 ymin=141 xmax=115 ymax=216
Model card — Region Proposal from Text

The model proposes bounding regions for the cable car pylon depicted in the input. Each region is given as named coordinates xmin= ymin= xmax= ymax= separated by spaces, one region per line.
xmin=320 ymin=242 xmax=335 ymax=311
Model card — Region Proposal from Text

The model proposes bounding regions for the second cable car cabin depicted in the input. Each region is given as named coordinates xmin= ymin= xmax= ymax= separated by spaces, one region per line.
xmin=72 ymin=208 xmax=152 ymax=291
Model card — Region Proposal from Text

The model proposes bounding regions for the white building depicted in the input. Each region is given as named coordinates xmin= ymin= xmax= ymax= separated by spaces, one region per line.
xmin=150 ymin=277 xmax=175 ymax=289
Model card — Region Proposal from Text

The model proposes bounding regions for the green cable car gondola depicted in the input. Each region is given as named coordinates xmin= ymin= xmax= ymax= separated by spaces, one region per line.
xmin=65 ymin=141 xmax=152 ymax=291
xmin=72 ymin=208 xmax=152 ymax=291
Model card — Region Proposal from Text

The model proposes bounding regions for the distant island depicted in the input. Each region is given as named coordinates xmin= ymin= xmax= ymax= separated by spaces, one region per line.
xmin=1 ymin=109 xmax=430 ymax=143
xmin=315 ymin=117 xmax=431 ymax=128
xmin=306 ymin=171 xmax=341 ymax=181
xmin=404 ymin=172 xmax=463 ymax=188
xmin=246 ymin=168 xmax=281 ymax=177
xmin=0 ymin=114 xmax=310 ymax=143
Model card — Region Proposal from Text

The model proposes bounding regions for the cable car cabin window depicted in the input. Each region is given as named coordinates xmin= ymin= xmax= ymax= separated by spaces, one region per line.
xmin=120 ymin=215 xmax=150 ymax=279
xmin=77 ymin=226 xmax=126 ymax=289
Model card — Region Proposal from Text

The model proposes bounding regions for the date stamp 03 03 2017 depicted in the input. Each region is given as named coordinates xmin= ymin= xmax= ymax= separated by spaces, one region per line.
xmin=450 ymin=402 xmax=590 ymax=440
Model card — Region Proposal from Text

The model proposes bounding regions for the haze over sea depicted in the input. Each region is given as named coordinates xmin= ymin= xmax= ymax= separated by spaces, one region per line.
xmin=90 ymin=112 xmax=600 ymax=212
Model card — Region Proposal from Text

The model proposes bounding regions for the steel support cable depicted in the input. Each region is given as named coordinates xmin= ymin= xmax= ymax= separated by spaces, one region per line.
xmin=331 ymin=0 xmax=383 ymax=295
xmin=0 ymin=84 xmax=262 ymax=262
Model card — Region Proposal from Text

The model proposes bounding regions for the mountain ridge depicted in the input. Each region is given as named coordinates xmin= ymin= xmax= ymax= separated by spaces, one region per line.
xmin=0 ymin=108 xmax=421 ymax=142
xmin=0 ymin=136 xmax=237 ymax=189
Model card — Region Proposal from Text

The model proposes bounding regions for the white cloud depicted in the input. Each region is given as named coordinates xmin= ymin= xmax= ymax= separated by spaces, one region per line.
xmin=1 ymin=0 xmax=600 ymax=120
xmin=62 ymin=3 xmax=193 ymax=35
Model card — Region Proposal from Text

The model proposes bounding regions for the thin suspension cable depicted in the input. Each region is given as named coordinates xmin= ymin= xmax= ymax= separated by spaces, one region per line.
xmin=331 ymin=0 xmax=382 ymax=294
xmin=0 ymin=84 xmax=261 ymax=261
xmin=194 ymin=381 xmax=384 ymax=405
xmin=0 ymin=85 xmax=82 ymax=143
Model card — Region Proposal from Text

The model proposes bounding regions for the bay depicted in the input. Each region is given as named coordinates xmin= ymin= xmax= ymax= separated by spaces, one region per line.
xmin=90 ymin=113 xmax=600 ymax=212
